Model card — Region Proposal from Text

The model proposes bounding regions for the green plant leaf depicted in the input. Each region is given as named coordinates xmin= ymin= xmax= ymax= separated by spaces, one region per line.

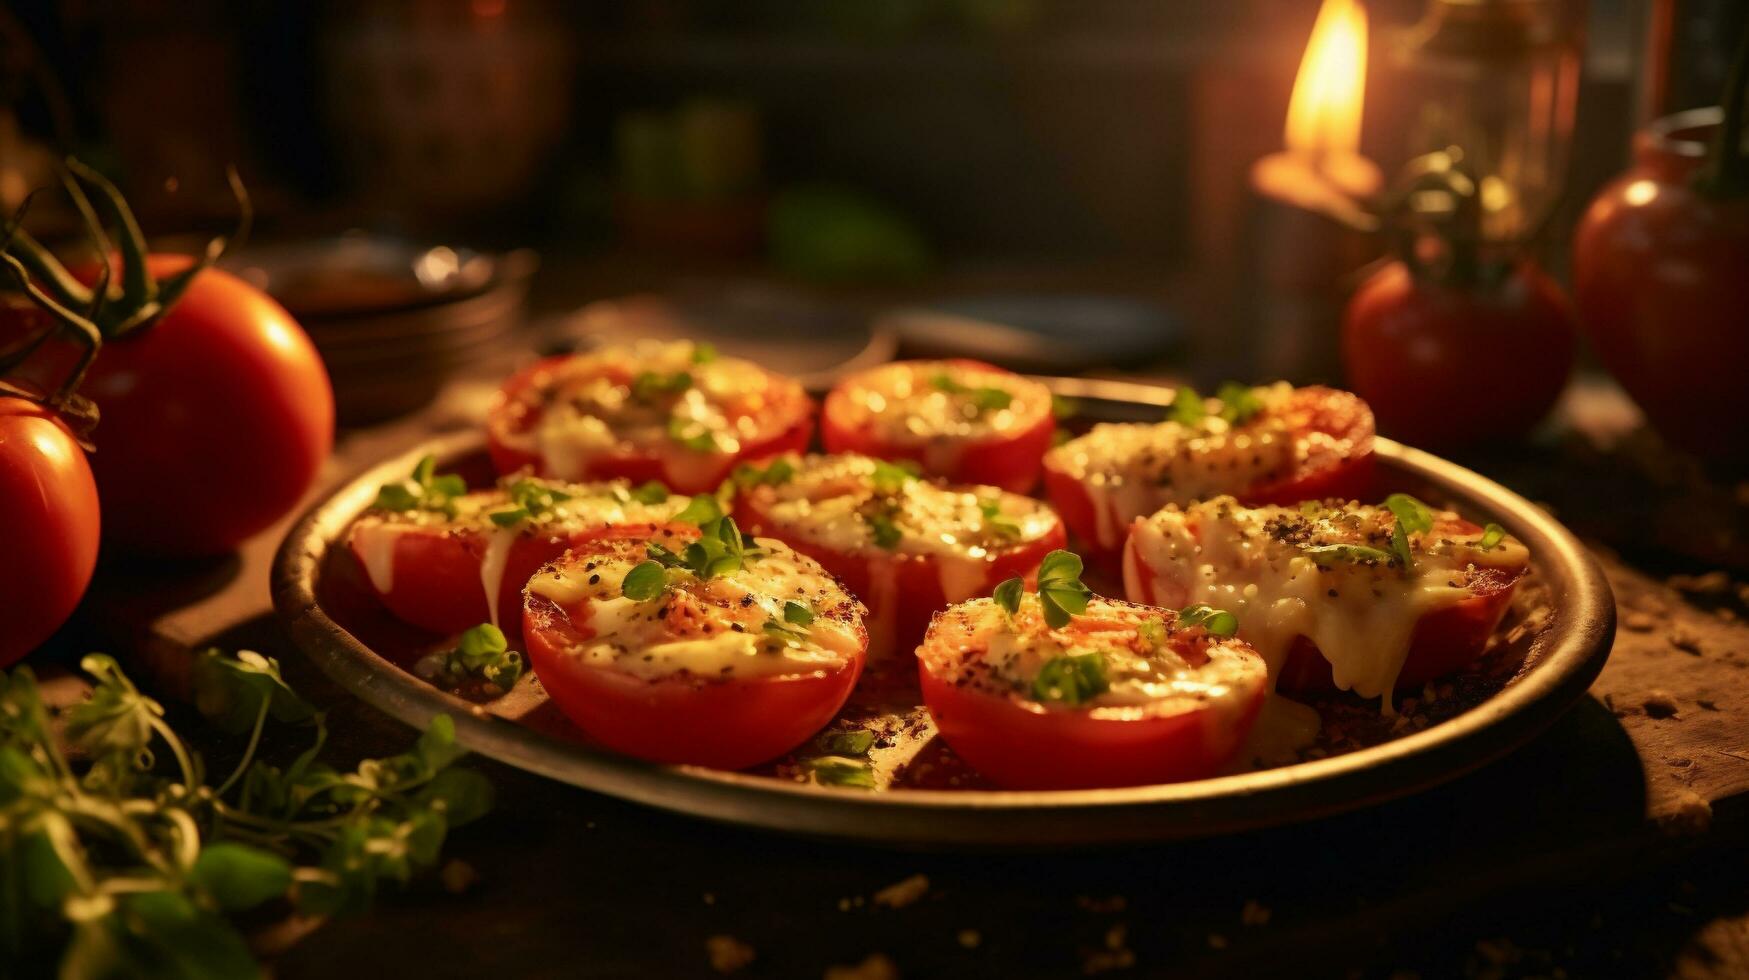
xmin=1031 ymin=652 xmax=1108 ymax=706
xmin=992 ymin=577 xmax=1024 ymax=616
xmin=1177 ymin=603 xmax=1239 ymax=637
xmin=190 ymin=843 xmax=293 ymax=911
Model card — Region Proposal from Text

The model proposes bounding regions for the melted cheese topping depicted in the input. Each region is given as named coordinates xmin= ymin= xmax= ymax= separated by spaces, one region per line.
xmin=526 ymin=537 xmax=866 ymax=682
xmin=924 ymin=597 xmax=1266 ymax=723
xmin=349 ymin=476 xmax=693 ymax=620
xmin=830 ymin=361 xmax=1050 ymax=448
xmin=1045 ymin=382 xmax=1307 ymax=548
xmin=506 ymin=340 xmax=796 ymax=481
xmin=1125 ymin=496 xmax=1529 ymax=710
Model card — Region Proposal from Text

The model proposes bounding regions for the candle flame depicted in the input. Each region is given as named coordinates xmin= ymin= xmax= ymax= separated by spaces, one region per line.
xmin=1285 ymin=0 xmax=1368 ymax=159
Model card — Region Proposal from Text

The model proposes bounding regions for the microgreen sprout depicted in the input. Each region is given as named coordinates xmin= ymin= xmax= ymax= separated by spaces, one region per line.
xmin=1031 ymin=651 xmax=1109 ymax=706
xmin=374 ymin=455 xmax=468 ymax=518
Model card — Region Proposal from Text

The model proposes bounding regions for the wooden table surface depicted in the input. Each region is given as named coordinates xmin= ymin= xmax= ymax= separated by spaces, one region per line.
xmin=55 ymin=358 xmax=1749 ymax=980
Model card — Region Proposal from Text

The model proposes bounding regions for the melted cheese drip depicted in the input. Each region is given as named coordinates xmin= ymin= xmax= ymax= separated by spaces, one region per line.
xmin=832 ymin=360 xmax=1047 ymax=446
xmin=525 ymin=538 xmax=865 ymax=682
xmin=1044 ymin=382 xmax=1298 ymax=549
xmin=354 ymin=522 xmax=399 ymax=594
xmin=1126 ymin=497 xmax=1527 ymax=712
xmin=479 ymin=526 xmax=518 ymax=628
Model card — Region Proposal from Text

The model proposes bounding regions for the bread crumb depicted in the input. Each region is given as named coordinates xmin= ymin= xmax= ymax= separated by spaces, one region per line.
xmin=1657 ymin=790 xmax=1713 ymax=836
xmin=706 ymin=935 xmax=756 ymax=974
xmin=873 ymin=874 xmax=930 ymax=909
xmin=440 ymin=859 xmax=479 ymax=895
xmin=1643 ymin=690 xmax=1680 ymax=719
xmin=1241 ymin=900 xmax=1271 ymax=926
xmin=824 ymin=953 xmax=899 ymax=980
xmin=1622 ymin=610 xmax=1659 ymax=632
xmin=1670 ymin=627 xmax=1705 ymax=655
xmin=956 ymin=929 xmax=981 ymax=949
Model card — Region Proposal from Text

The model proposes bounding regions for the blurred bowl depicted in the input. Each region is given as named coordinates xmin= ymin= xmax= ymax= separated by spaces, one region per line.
xmin=224 ymin=237 xmax=536 ymax=425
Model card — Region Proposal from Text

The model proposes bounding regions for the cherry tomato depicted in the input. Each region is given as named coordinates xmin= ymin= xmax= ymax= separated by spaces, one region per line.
xmin=1043 ymin=384 xmax=1375 ymax=564
xmin=917 ymin=595 xmax=1267 ymax=789
xmin=486 ymin=341 xmax=813 ymax=494
xmin=1343 ymin=259 xmax=1576 ymax=450
xmin=730 ymin=453 xmax=1066 ymax=659
xmin=821 ymin=359 xmax=1055 ymax=493
xmin=1573 ymin=110 xmax=1749 ymax=460
xmin=0 ymin=397 xmax=100 ymax=666
xmin=522 ymin=532 xmax=867 ymax=769
xmin=72 ymin=257 xmax=334 ymax=555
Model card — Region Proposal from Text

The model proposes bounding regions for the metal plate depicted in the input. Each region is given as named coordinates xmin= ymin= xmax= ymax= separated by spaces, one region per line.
xmin=271 ymin=378 xmax=1615 ymax=847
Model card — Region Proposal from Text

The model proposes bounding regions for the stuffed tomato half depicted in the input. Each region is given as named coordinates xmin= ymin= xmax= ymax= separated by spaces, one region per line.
xmin=1044 ymin=383 xmax=1374 ymax=561
xmin=821 ymin=359 xmax=1055 ymax=492
xmin=730 ymin=453 xmax=1066 ymax=659
xmin=917 ymin=553 xmax=1268 ymax=790
xmin=348 ymin=456 xmax=698 ymax=636
xmin=521 ymin=524 xmax=867 ymax=769
xmin=486 ymin=339 xmax=813 ymax=494
xmin=1124 ymin=494 xmax=1528 ymax=703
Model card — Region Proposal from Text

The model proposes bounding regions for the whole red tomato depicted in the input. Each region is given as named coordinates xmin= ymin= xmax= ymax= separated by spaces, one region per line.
xmin=1343 ymin=259 xmax=1576 ymax=449
xmin=76 ymin=256 xmax=334 ymax=555
xmin=0 ymin=397 xmax=100 ymax=666
xmin=1573 ymin=108 xmax=1749 ymax=460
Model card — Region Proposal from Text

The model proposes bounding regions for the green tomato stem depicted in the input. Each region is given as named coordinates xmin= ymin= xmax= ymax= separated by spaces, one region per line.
xmin=213 ymin=697 xmax=271 ymax=800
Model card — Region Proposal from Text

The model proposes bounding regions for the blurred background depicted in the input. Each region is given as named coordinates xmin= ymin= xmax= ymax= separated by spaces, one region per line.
xmin=0 ymin=0 xmax=1743 ymax=424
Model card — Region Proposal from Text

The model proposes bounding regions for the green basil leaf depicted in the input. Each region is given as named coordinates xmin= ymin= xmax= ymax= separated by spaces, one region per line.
xmin=692 ymin=341 xmax=718 ymax=364
xmin=675 ymin=494 xmax=725 ymax=527
xmin=820 ymin=730 xmax=875 ymax=756
xmin=488 ymin=507 xmax=528 ymax=528
xmin=1030 ymin=652 xmax=1108 ymax=706
xmin=190 ymin=843 xmax=293 ymax=911
xmin=1168 ymin=385 xmax=1206 ymax=426
xmin=1302 ymin=543 xmax=1395 ymax=565
xmin=808 ymin=758 xmax=875 ymax=789
xmin=1477 ymin=523 xmax=1506 ymax=550
xmin=1214 ymin=382 xmax=1264 ymax=425
xmin=629 ymin=480 xmax=671 ymax=504
xmin=1177 ymin=603 xmax=1239 ymax=637
xmin=621 ymin=561 xmax=667 ymax=601
xmin=783 ymin=601 xmax=815 ymax=626
xmin=992 ymin=577 xmax=1024 ymax=615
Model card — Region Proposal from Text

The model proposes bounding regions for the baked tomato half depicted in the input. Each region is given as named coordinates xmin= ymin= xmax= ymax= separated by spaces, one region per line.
xmin=521 ymin=528 xmax=867 ymax=769
xmin=485 ymin=339 xmax=813 ymax=494
xmin=730 ymin=453 xmax=1066 ymax=659
xmin=347 ymin=455 xmax=698 ymax=636
xmin=821 ymin=359 xmax=1055 ymax=493
xmin=918 ymin=589 xmax=1268 ymax=790
xmin=1124 ymin=494 xmax=1527 ymax=701
xmin=1044 ymin=383 xmax=1374 ymax=562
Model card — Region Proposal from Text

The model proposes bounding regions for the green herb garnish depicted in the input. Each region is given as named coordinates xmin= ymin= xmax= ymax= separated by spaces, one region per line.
xmin=632 ymin=369 xmax=692 ymax=402
xmin=993 ymin=576 xmax=1025 ymax=616
xmin=675 ymin=493 xmax=726 ymax=526
xmin=783 ymin=601 xmax=815 ymax=627
xmin=820 ymin=730 xmax=875 ymax=756
xmin=930 ymin=373 xmax=1013 ymax=413
xmin=692 ymin=341 xmax=718 ymax=364
xmin=667 ymin=416 xmax=720 ymax=453
xmin=807 ymin=758 xmax=875 ymax=789
xmin=0 ymin=651 xmax=488 ymax=976
xmin=1302 ymin=543 xmax=1396 ymax=566
xmin=1476 ymin=523 xmax=1506 ymax=550
xmin=488 ymin=478 xmax=575 ymax=528
xmin=867 ymin=511 xmax=902 ymax=550
xmin=1031 ymin=651 xmax=1109 ymax=706
xmin=621 ymin=560 xmax=668 ymax=601
xmin=1383 ymin=492 xmax=1434 ymax=570
xmin=1035 ymin=549 xmax=1092 ymax=629
xmin=1137 ymin=618 xmax=1166 ymax=648
xmin=869 ymin=458 xmax=920 ymax=495
xmin=1168 ymin=385 xmax=1207 ymax=426
xmin=627 ymin=480 xmax=671 ymax=504
xmin=1051 ymin=394 xmax=1080 ymax=421
xmin=1214 ymin=382 xmax=1264 ymax=425
xmin=732 ymin=457 xmax=797 ymax=490
xmin=978 ymin=498 xmax=1022 ymax=538
xmin=1176 ymin=603 xmax=1239 ymax=637
xmin=374 ymin=454 xmax=468 ymax=518
xmin=426 ymin=623 xmax=524 ymax=689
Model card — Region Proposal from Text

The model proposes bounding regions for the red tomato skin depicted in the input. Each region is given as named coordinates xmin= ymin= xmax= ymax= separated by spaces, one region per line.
xmin=486 ymin=355 xmax=815 ymax=493
xmin=1122 ymin=522 xmax=1524 ymax=692
xmin=733 ymin=490 xmax=1067 ymax=659
xmin=0 ymin=398 xmax=101 ymax=666
xmin=522 ymin=592 xmax=866 ymax=769
xmin=1044 ymin=386 xmax=1375 ymax=566
xmin=348 ymin=521 xmax=680 ymax=638
xmin=1343 ymin=260 xmax=1576 ymax=450
xmin=1572 ymin=116 xmax=1749 ymax=459
xmin=821 ymin=359 xmax=1055 ymax=493
xmin=918 ymin=647 xmax=1265 ymax=790
xmin=76 ymin=258 xmax=334 ymax=555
